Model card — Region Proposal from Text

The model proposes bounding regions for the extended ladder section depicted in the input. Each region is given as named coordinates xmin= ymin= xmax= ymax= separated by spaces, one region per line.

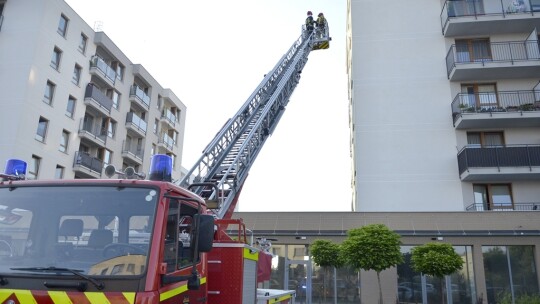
xmin=178 ymin=29 xmax=329 ymax=219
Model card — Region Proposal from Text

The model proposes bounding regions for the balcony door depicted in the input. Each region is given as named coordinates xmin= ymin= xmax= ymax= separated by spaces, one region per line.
xmin=467 ymin=131 xmax=504 ymax=147
xmin=461 ymin=83 xmax=498 ymax=109
xmin=473 ymin=184 xmax=513 ymax=210
xmin=456 ymin=38 xmax=491 ymax=63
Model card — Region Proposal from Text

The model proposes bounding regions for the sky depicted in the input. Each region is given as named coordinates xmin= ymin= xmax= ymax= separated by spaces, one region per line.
xmin=64 ymin=0 xmax=351 ymax=212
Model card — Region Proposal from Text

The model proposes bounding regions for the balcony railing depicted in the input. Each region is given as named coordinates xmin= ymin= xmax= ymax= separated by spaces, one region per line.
xmin=74 ymin=151 xmax=103 ymax=174
xmin=441 ymin=0 xmax=540 ymax=34
xmin=446 ymin=40 xmax=540 ymax=77
xmin=451 ymin=90 xmax=540 ymax=119
xmin=466 ymin=202 xmax=540 ymax=211
xmin=161 ymin=108 xmax=176 ymax=126
xmin=122 ymin=140 xmax=144 ymax=160
xmin=90 ymin=56 xmax=116 ymax=84
xmin=79 ymin=118 xmax=107 ymax=144
xmin=457 ymin=144 xmax=540 ymax=175
xmin=159 ymin=133 xmax=175 ymax=151
xmin=84 ymin=83 xmax=113 ymax=113
xmin=126 ymin=112 xmax=147 ymax=134
xmin=130 ymin=85 xmax=150 ymax=109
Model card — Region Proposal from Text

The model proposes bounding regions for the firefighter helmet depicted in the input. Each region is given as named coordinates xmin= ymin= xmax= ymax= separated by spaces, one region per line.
xmin=307 ymin=11 xmax=312 ymax=15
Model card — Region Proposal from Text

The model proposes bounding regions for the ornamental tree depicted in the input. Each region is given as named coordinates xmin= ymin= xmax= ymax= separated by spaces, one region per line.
xmin=341 ymin=224 xmax=404 ymax=304
xmin=310 ymin=239 xmax=344 ymax=302
xmin=410 ymin=242 xmax=463 ymax=304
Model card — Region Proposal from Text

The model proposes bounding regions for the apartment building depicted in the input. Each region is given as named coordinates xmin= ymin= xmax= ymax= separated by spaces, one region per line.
xmin=0 ymin=0 xmax=186 ymax=180
xmin=240 ymin=1 xmax=540 ymax=303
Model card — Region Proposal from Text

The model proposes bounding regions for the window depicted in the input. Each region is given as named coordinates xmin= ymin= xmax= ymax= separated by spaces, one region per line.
xmin=111 ymin=61 xmax=124 ymax=81
xmin=78 ymin=33 xmax=88 ymax=53
xmin=27 ymin=155 xmax=41 ymax=180
xmin=151 ymin=144 xmax=156 ymax=156
xmin=55 ymin=165 xmax=64 ymax=179
xmin=483 ymin=246 xmax=539 ymax=302
xmin=66 ymin=96 xmax=76 ymax=118
xmin=107 ymin=89 xmax=120 ymax=109
xmin=154 ymin=119 xmax=159 ymax=134
xmin=101 ymin=119 xmax=116 ymax=138
xmin=473 ymin=184 xmax=513 ymax=210
xmin=157 ymin=95 xmax=162 ymax=109
xmin=57 ymin=14 xmax=68 ymax=37
xmin=72 ymin=64 xmax=82 ymax=85
xmin=467 ymin=131 xmax=504 ymax=147
xmin=43 ymin=81 xmax=55 ymax=105
xmin=59 ymin=129 xmax=70 ymax=153
xmin=35 ymin=117 xmax=49 ymax=142
xmin=455 ymin=38 xmax=491 ymax=63
xmin=461 ymin=83 xmax=498 ymax=110
xmin=51 ymin=47 xmax=62 ymax=70
xmin=164 ymin=200 xmax=198 ymax=272
xmin=99 ymin=148 xmax=112 ymax=165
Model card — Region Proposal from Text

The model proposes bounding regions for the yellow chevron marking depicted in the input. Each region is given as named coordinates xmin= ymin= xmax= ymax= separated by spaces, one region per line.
xmin=85 ymin=292 xmax=111 ymax=303
xmin=159 ymin=277 xmax=207 ymax=302
xmin=243 ymin=248 xmax=259 ymax=261
xmin=122 ymin=292 xmax=135 ymax=303
xmin=14 ymin=290 xmax=38 ymax=304
xmin=48 ymin=291 xmax=72 ymax=303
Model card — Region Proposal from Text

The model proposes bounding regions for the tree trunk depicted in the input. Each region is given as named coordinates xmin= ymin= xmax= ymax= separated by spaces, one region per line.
xmin=377 ymin=271 xmax=383 ymax=304
xmin=440 ymin=277 xmax=446 ymax=304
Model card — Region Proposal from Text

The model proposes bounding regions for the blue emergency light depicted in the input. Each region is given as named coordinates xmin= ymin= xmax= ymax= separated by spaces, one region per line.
xmin=2 ymin=159 xmax=27 ymax=180
xmin=149 ymin=154 xmax=172 ymax=182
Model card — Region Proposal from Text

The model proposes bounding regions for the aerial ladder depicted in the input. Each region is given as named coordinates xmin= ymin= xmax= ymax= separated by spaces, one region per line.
xmin=178 ymin=25 xmax=331 ymax=221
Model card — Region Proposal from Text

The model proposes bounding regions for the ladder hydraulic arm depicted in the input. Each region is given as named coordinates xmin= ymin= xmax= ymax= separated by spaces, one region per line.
xmin=178 ymin=28 xmax=330 ymax=220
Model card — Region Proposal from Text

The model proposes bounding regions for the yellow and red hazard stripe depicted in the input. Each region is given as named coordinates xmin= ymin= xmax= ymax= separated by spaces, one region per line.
xmin=0 ymin=289 xmax=135 ymax=304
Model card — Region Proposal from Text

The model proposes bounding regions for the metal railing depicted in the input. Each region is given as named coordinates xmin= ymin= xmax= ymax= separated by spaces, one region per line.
xmin=158 ymin=133 xmax=175 ymax=150
xmin=126 ymin=112 xmax=147 ymax=134
xmin=161 ymin=108 xmax=176 ymax=126
xmin=84 ymin=83 xmax=113 ymax=113
xmin=89 ymin=56 xmax=116 ymax=84
xmin=78 ymin=118 xmax=107 ymax=144
xmin=122 ymin=140 xmax=144 ymax=160
xmin=451 ymin=90 xmax=540 ymax=120
xmin=466 ymin=202 xmax=540 ymax=211
xmin=130 ymin=85 xmax=150 ymax=109
xmin=441 ymin=0 xmax=540 ymax=32
xmin=446 ymin=40 xmax=540 ymax=77
xmin=457 ymin=144 xmax=540 ymax=175
xmin=74 ymin=151 xmax=103 ymax=174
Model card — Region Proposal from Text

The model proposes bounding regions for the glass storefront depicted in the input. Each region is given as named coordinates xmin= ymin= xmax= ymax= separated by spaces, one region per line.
xmin=483 ymin=245 xmax=539 ymax=303
xmin=397 ymin=245 xmax=476 ymax=304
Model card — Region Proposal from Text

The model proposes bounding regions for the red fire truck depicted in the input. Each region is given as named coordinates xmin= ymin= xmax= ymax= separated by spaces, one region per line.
xmin=0 ymin=25 xmax=330 ymax=303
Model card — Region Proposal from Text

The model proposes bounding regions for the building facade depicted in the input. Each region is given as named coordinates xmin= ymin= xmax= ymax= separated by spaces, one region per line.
xmin=245 ymin=1 xmax=540 ymax=304
xmin=0 ymin=0 xmax=186 ymax=181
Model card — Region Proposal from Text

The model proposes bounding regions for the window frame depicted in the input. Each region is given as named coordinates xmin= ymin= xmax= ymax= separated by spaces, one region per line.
xmin=51 ymin=47 xmax=62 ymax=70
xmin=78 ymin=33 xmax=88 ymax=54
xmin=66 ymin=96 xmax=76 ymax=118
xmin=59 ymin=129 xmax=70 ymax=153
xmin=57 ymin=14 xmax=69 ymax=37
xmin=473 ymin=183 xmax=514 ymax=210
xmin=72 ymin=64 xmax=82 ymax=85
xmin=44 ymin=81 xmax=55 ymax=105
xmin=35 ymin=117 xmax=49 ymax=143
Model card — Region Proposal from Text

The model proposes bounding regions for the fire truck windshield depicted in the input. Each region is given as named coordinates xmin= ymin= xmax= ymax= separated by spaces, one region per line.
xmin=0 ymin=185 xmax=158 ymax=277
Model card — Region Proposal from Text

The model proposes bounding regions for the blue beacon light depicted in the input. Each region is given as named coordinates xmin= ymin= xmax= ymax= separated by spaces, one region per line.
xmin=3 ymin=159 xmax=27 ymax=180
xmin=149 ymin=154 xmax=172 ymax=182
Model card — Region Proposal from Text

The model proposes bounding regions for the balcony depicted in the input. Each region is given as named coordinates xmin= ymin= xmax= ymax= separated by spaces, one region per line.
xmin=161 ymin=108 xmax=176 ymax=127
xmin=125 ymin=112 xmax=147 ymax=137
xmin=451 ymin=90 xmax=540 ymax=128
xmin=446 ymin=40 xmax=540 ymax=81
xmin=457 ymin=145 xmax=540 ymax=181
xmin=441 ymin=0 xmax=540 ymax=37
xmin=73 ymin=151 xmax=103 ymax=178
xmin=158 ymin=133 xmax=175 ymax=152
xmin=78 ymin=118 xmax=107 ymax=147
xmin=84 ymin=83 xmax=113 ymax=115
xmin=89 ymin=56 xmax=116 ymax=87
xmin=466 ymin=202 xmax=540 ymax=211
xmin=121 ymin=140 xmax=144 ymax=166
xmin=129 ymin=85 xmax=150 ymax=111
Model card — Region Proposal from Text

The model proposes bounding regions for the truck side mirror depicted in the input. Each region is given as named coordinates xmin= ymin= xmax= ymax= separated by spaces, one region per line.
xmin=193 ymin=214 xmax=214 ymax=252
